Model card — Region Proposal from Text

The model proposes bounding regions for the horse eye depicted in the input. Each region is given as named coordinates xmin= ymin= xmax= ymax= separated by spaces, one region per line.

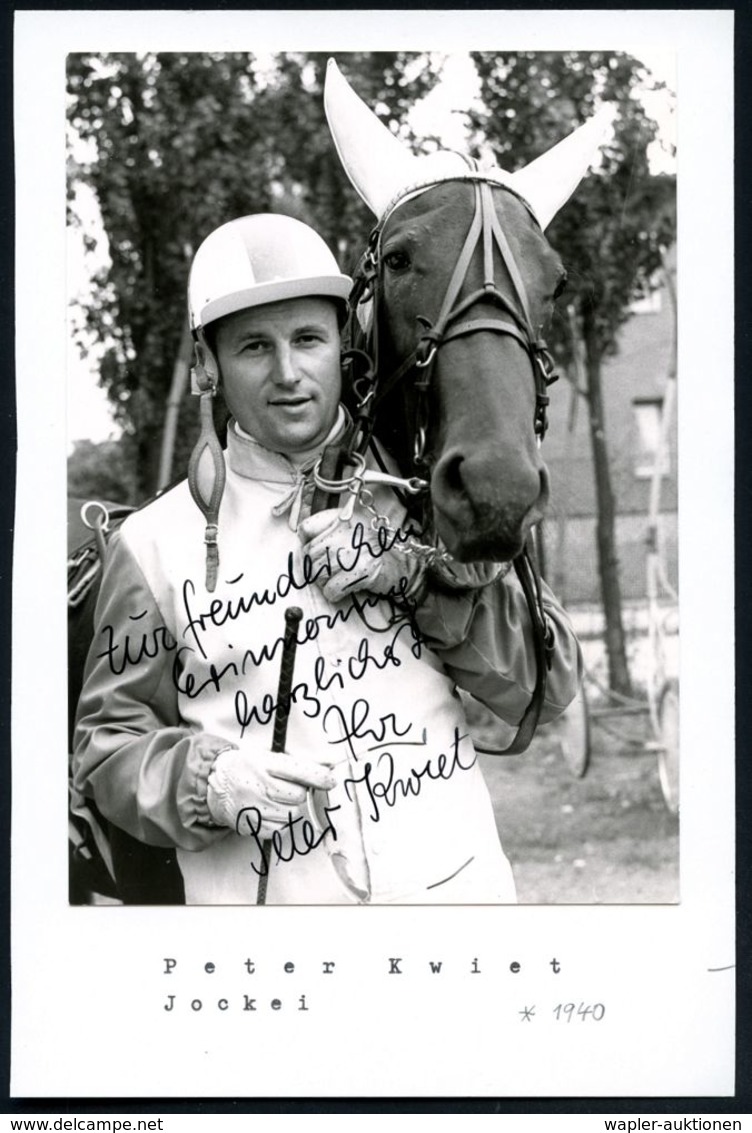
xmin=383 ymin=250 xmax=411 ymax=272
xmin=553 ymin=272 xmax=568 ymax=300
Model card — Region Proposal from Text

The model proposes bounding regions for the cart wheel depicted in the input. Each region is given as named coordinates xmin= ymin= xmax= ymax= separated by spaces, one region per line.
xmin=657 ymin=678 xmax=679 ymax=814
xmin=557 ymin=686 xmax=591 ymax=778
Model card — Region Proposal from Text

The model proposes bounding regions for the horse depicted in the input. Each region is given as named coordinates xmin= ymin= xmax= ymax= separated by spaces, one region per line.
xmin=323 ymin=59 xmax=612 ymax=563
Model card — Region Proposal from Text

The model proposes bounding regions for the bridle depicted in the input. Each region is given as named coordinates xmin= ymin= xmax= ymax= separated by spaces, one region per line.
xmin=342 ymin=168 xmax=559 ymax=474
xmin=313 ymin=170 xmax=560 ymax=755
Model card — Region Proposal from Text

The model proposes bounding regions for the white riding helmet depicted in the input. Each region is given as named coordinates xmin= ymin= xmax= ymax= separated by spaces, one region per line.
xmin=188 ymin=213 xmax=352 ymax=334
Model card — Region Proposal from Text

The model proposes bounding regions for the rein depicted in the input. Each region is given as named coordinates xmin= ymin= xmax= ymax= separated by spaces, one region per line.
xmin=321 ymin=171 xmax=560 ymax=756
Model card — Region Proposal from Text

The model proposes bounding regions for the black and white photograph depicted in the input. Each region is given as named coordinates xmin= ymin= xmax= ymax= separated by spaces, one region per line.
xmin=65 ymin=47 xmax=678 ymax=909
xmin=12 ymin=8 xmax=734 ymax=1103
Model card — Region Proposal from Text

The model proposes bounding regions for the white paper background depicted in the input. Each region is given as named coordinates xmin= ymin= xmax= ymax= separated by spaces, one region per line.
xmin=12 ymin=8 xmax=734 ymax=1099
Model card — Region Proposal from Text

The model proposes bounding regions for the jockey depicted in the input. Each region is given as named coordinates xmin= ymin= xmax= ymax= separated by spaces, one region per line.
xmin=72 ymin=213 xmax=583 ymax=905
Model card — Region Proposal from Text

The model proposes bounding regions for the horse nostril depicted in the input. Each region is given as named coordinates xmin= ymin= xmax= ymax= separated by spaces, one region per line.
xmin=432 ymin=450 xmax=467 ymax=509
xmin=431 ymin=443 xmax=549 ymax=560
xmin=433 ymin=444 xmax=548 ymax=525
xmin=441 ymin=452 xmax=465 ymax=496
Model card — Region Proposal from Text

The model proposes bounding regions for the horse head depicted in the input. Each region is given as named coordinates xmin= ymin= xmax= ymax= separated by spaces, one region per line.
xmin=325 ymin=59 xmax=612 ymax=563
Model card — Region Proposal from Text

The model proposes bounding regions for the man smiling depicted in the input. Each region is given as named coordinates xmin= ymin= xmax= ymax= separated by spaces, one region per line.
xmin=73 ymin=213 xmax=582 ymax=905
xmin=215 ymin=297 xmax=342 ymax=456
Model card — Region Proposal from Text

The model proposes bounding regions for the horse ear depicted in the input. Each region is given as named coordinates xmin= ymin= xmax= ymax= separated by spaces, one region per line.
xmin=508 ymin=104 xmax=616 ymax=230
xmin=324 ymin=58 xmax=422 ymax=217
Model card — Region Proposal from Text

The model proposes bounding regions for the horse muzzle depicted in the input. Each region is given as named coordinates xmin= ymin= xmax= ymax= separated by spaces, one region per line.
xmin=430 ymin=447 xmax=550 ymax=562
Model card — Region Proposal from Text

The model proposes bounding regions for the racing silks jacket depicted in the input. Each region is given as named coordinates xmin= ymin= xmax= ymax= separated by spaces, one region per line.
xmin=72 ymin=421 xmax=582 ymax=904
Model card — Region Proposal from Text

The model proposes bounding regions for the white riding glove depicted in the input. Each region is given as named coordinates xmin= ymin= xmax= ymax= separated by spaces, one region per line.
xmin=298 ymin=509 xmax=425 ymax=604
xmin=206 ymin=746 xmax=337 ymax=840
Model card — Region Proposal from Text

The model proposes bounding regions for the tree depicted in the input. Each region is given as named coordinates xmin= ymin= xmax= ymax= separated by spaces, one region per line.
xmin=469 ymin=51 xmax=676 ymax=694
xmin=67 ymin=51 xmax=438 ymax=497
xmin=67 ymin=437 xmax=138 ymax=504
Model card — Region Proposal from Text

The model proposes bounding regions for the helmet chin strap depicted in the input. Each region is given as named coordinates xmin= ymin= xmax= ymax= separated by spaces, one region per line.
xmin=188 ymin=330 xmax=226 ymax=592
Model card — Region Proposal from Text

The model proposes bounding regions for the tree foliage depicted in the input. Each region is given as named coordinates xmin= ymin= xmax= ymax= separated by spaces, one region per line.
xmin=67 ymin=436 xmax=138 ymax=505
xmin=468 ymin=51 xmax=676 ymax=363
xmin=67 ymin=51 xmax=438 ymax=495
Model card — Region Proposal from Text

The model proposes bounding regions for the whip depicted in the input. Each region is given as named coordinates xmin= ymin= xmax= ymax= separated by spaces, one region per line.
xmin=256 ymin=605 xmax=303 ymax=906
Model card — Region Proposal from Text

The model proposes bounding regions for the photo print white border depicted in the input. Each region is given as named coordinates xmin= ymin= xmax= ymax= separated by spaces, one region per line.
xmin=12 ymin=8 xmax=734 ymax=1099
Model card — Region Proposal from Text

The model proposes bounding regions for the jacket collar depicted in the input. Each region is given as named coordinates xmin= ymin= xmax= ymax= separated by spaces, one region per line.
xmin=226 ymin=407 xmax=349 ymax=530
xmin=227 ymin=406 xmax=348 ymax=484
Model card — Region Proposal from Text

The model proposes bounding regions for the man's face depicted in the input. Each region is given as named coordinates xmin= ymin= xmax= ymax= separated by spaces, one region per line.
xmin=214 ymin=297 xmax=342 ymax=454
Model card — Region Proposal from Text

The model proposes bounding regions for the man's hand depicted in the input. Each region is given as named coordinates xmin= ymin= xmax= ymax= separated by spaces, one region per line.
xmin=207 ymin=746 xmax=337 ymax=839
xmin=298 ymin=508 xmax=424 ymax=603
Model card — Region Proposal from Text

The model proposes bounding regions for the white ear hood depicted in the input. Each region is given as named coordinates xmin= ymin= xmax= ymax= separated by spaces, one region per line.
xmin=324 ymin=57 xmax=614 ymax=229
xmin=508 ymin=103 xmax=615 ymax=229
xmin=324 ymin=57 xmax=433 ymax=217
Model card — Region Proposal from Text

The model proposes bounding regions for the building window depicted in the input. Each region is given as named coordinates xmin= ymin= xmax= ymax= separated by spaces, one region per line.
xmin=630 ymin=287 xmax=663 ymax=314
xmin=633 ymin=397 xmax=670 ymax=479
